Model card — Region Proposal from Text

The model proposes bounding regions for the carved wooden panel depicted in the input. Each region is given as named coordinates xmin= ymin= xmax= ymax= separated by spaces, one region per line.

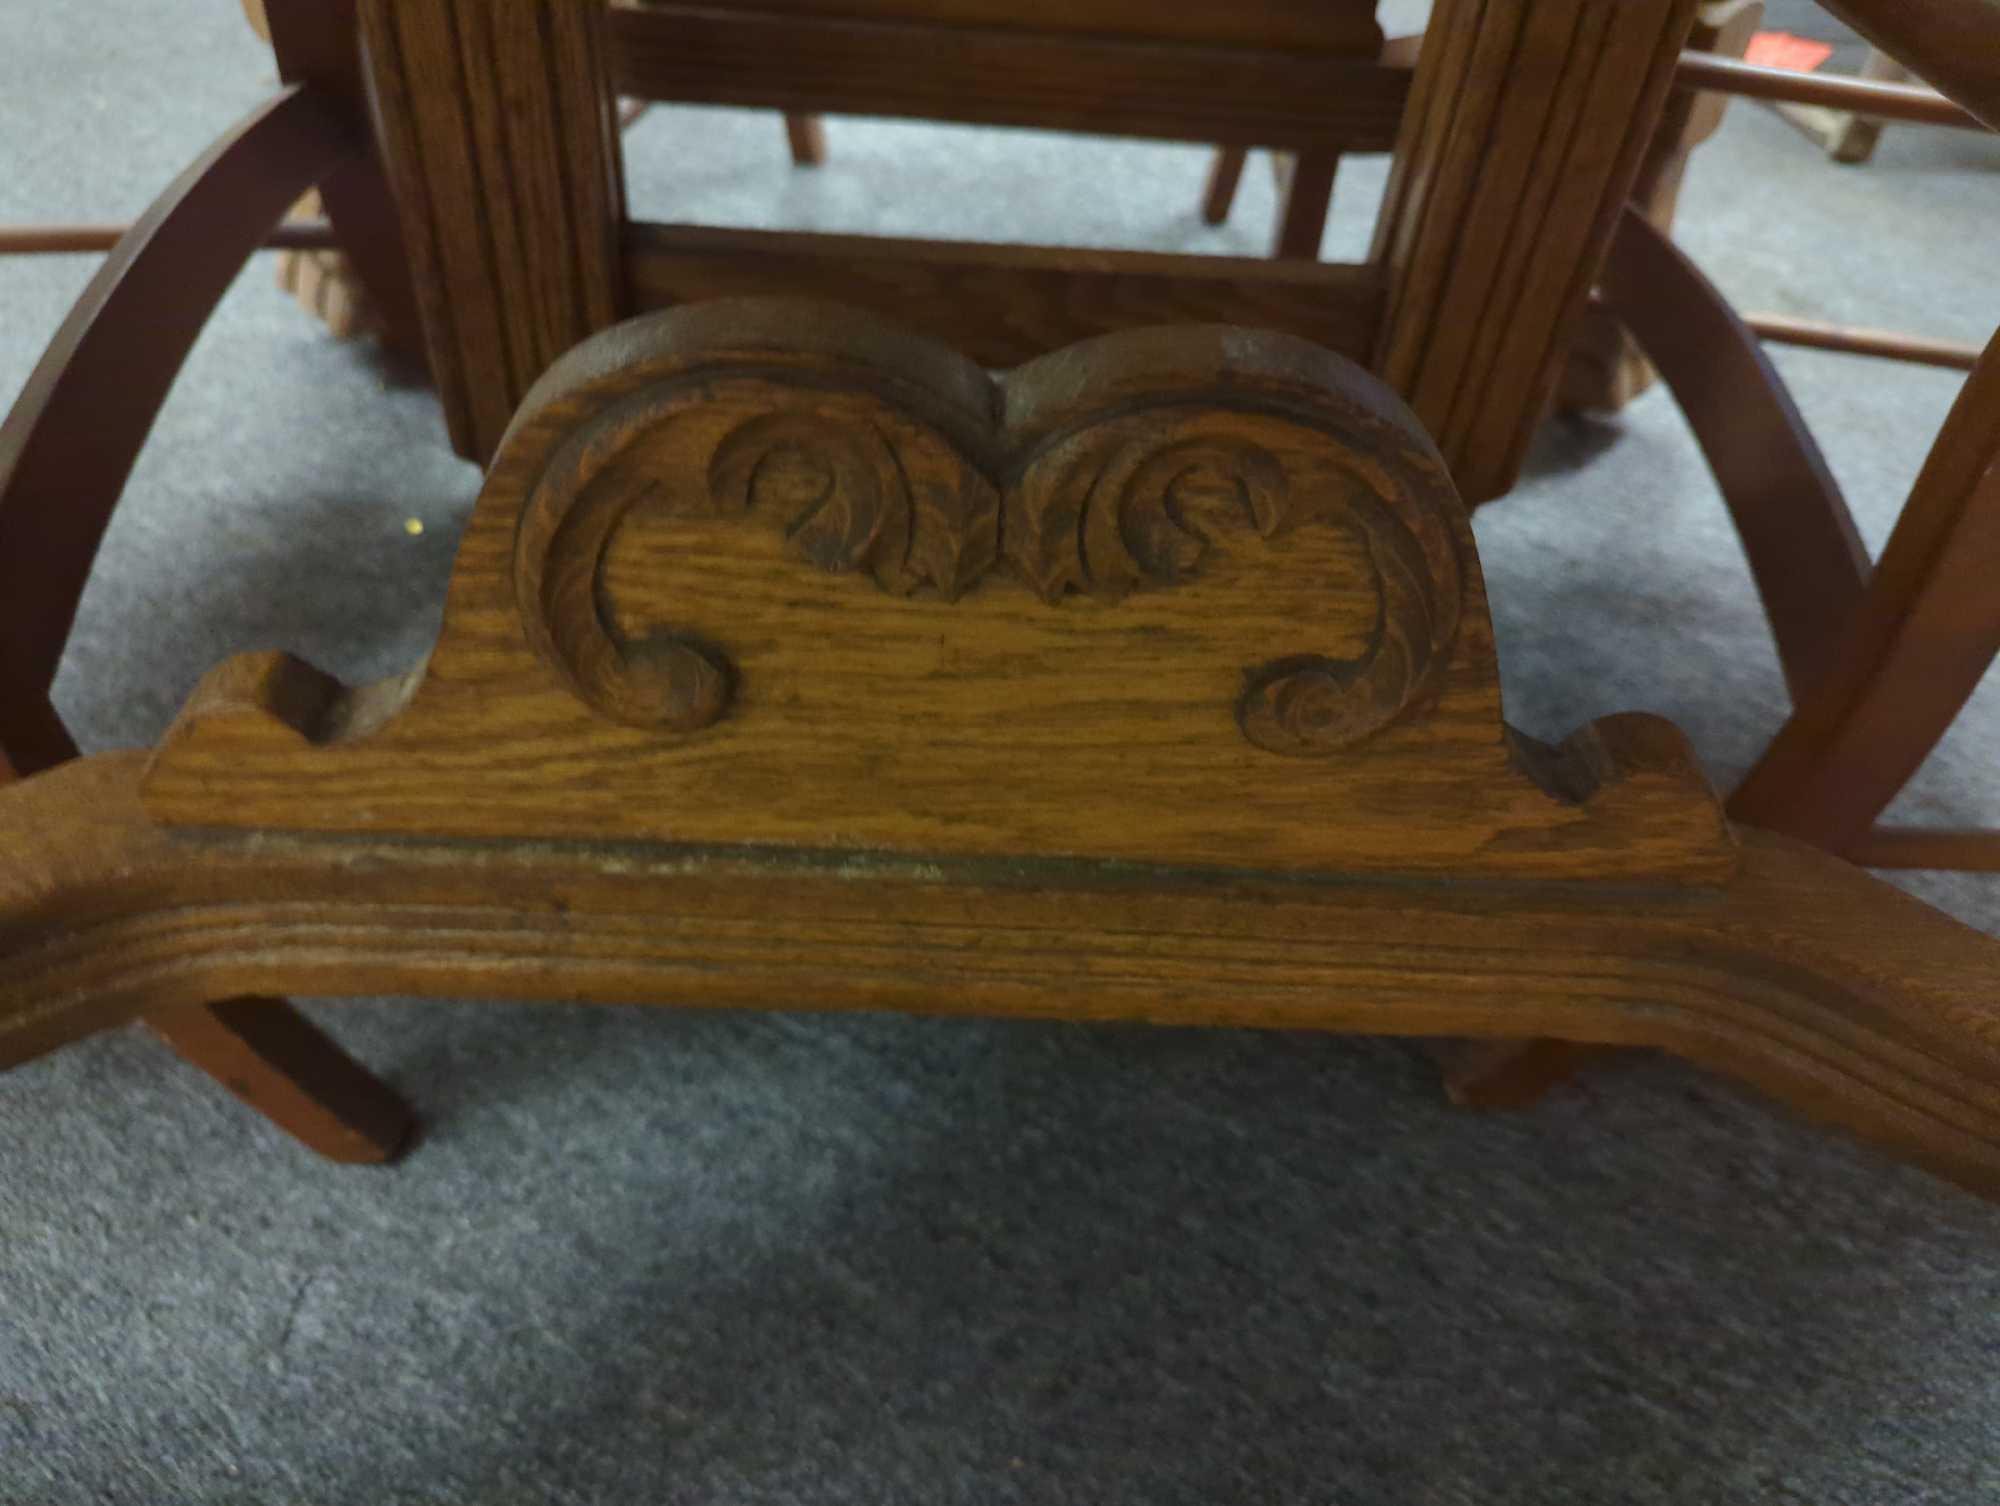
xmin=143 ymin=300 xmax=1734 ymax=882
xmin=621 ymin=224 xmax=1388 ymax=399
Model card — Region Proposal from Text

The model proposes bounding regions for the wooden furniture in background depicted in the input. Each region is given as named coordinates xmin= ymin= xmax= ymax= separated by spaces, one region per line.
xmin=1773 ymin=45 xmax=1911 ymax=162
xmin=1197 ymin=30 xmax=1420 ymax=261
xmin=5 ymin=0 xmax=2000 ymax=1190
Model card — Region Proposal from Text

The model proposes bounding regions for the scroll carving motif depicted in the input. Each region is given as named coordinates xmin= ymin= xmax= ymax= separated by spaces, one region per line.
xmin=1003 ymin=407 xmax=1461 ymax=753
xmin=513 ymin=378 xmax=1000 ymax=731
xmin=509 ymin=317 xmax=1468 ymax=754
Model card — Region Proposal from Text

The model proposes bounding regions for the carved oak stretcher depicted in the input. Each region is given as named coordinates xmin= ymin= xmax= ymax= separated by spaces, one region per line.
xmin=12 ymin=301 xmax=2000 ymax=1196
xmin=4 ymin=0 xmax=2000 ymax=1196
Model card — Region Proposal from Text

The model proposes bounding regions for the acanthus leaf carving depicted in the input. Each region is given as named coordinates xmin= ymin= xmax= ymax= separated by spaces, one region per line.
xmin=509 ymin=314 xmax=1470 ymax=756
xmin=1001 ymin=406 xmax=1461 ymax=754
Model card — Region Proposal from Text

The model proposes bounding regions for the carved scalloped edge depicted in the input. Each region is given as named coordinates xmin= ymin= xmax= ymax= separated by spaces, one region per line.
xmin=502 ymin=303 xmax=1475 ymax=751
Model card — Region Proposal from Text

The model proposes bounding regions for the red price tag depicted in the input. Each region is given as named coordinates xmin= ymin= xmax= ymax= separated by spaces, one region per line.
xmin=1743 ymin=31 xmax=1836 ymax=72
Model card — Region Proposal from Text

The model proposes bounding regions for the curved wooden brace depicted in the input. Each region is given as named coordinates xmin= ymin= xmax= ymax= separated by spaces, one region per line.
xmin=0 ymin=84 xmax=360 ymax=774
xmin=1439 ymin=207 xmax=2000 ymax=1108
xmin=1602 ymin=206 xmax=2000 ymax=851
xmin=1596 ymin=207 xmax=1869 ymax=703
xmin=0 ymin=85 xmax=410 ymax=1163
xmin=8 ymin=753 xmax=2000 ymax=1196
xmin=1730 ymin=330 xmax=2000 ymax=850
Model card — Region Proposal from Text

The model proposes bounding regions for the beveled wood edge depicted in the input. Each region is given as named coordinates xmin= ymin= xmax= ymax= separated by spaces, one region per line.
xmin=9 ymin=753 xmax=2000 ymax=1197
xmin=140 ymin=299 xmax=1736 ymax=881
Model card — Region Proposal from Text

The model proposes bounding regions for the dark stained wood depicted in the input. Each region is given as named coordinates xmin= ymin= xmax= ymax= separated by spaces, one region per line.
xmin=1745 ymin=313 xmax=1983 ymax=373
xmin=1677 ymin=36 xmax=1989 ymax=129
xmin=1818 ymin=0 xmax=2000 ymax=131
xmin=359 ymin=0 xmax=627 ymax=463
xmin=623 ymin=222 xmax=1387 ymax=369
xmin=146 ymin=998 xmax=413 ymax=1164
xmin=1849 ymin=828 xmax=2000 ymax=872
xmin=606 ymin=3 xmax=1408 ymax=149
xmin=1597 ymin=209 xmax=1869 ymax=703
xmin=1196 ymin=34 xmax=1424 ymax=242
xmin=0 ymin=85 xmax=357 ymax=777
xmin=783 ymin=113 xmax=827 ymax=166
xmin=1560 ymin=0 xmax=1763 ymax=414
xmin=1771 ymin=47 xmax=1912 ymax=163
xmin=1730 ymin=327 xmax=2000 ymax=851
xmin=1272 ymin=151 xmax=1338 ymax=260
xmin=1372 ymin=0 xmax=1700 ymax=504
xmin=1452 ymin=222 xmax=1999 ymax=1114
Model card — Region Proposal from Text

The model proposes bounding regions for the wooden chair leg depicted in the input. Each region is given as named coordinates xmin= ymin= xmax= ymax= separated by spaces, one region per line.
xmin=1271 ymin=149 xmax=1338 ymax=260
xmin=784 ymin=113 xmax=826 ymax=167
xmin=6 ymin=729 xmax=413 ymax=1162
xmin=146 ymin=1000 xmax=412 ymax=1162
xmin=1431 ymin=1039 xmax=1610 ymax=1109
xmin=1200 ymin=146 xmax=1248 ymax=225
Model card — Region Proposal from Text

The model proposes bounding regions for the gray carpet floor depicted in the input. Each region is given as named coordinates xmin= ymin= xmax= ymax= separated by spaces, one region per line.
xmin=5 ymin=3 xmax=2000 ymax=1502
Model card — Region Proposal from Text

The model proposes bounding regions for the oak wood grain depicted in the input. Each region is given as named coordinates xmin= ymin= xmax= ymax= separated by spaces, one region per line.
xmin=145 ymin=998 xmax=413 ymax=1164
xmin=1818 ymin=0 xmax=2000 ymax=131
xmin=15 ymin=753 xmax=2000 ymax=1198
xmin=1272 ymin=151 xmax=1339 ymax=261
xmin=0 ymin=72 xmax=415 ymax=1165
xmin=141 ymin=303 xmax=1735 ymax=883
xmin=1372 ymin=0 xmax=1698 ymax=503
xmin=1848 ymin=828 xmax=2000 ymax=873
